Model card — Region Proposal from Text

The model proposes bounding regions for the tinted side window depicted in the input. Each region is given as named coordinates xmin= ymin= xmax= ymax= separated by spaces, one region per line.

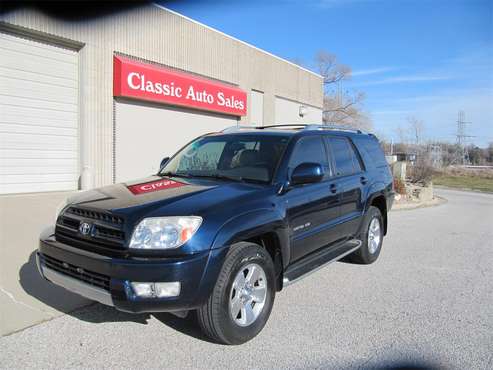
xmin=328 ymin=137 xmax=362 ymax=176
xmin=354 ymin=137 xmax=387 ymax=168
xmin=350 ymin=142 xmax=363 ymax=172
xmin=289 ymin=136 xmax=328 ymax=174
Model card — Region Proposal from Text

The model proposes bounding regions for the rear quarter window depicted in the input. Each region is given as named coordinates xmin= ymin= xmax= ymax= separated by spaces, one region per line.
xmin=352 ymin=136 xmax=388 ymax=168
xmin=327 ymin=137 xmax=362 ymax=177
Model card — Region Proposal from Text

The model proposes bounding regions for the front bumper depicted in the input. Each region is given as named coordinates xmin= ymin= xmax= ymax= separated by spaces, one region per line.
xmin=37 ymin=233 xmax=224 ymax=313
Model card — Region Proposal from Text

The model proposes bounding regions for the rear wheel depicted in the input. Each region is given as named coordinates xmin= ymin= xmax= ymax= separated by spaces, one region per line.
xmin=197 ymin=242 xmax=275 ymax=345
xmin=347 ymin=206 xmax=384 ymax=264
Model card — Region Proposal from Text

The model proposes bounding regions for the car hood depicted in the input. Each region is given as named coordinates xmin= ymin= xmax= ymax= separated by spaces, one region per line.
xmin=66 ymin=176 xmax=270 ymax=220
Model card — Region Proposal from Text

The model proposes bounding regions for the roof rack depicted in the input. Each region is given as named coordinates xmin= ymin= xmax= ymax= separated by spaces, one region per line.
xmin=221 ymin=125 xmax=260 ymax=133
xmin=260 ymin=124 xmax=314 ymax=130
xmin=221 ymin=123 xmax=370 ymax=135
xmin=308 ymin=124 xmax=368 ymax=134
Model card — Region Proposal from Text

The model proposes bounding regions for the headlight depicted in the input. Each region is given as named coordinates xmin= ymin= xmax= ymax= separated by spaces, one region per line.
xmin=129 ymin=216 xmax=202 ymax=250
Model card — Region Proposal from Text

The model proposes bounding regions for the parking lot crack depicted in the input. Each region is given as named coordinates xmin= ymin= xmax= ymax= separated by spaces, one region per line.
xmin=0 ymin=287 xmax=52 ymax=315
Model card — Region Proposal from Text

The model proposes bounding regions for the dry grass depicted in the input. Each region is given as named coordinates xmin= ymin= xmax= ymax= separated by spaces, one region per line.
xmin=441 ymin=166 xmax=493 ymax=179
xmin=433 ymin=166 xmax=493 ymax=192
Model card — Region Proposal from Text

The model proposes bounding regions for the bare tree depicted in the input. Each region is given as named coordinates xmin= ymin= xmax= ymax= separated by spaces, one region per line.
xmin=322 ymin=93 xmax=371 ymax=129
xmin=394 ymin=117 xmax=425 ymax=153
xmin=483 ymin=143 xmax=493 ymax=165
xmin=395 ymin=125 xmax=408 ymax=146
xmin=316 ymin=51 xmax=351 ymax=86
xmin=315 ymin=51 xmax=371 ymax=130
xmin=407 ymin=116 xmax=424 ymax=147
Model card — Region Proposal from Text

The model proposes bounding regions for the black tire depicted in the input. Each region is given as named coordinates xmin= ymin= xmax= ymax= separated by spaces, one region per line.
xmin=347 ymin=206 xmax=384 ymax=264
xmin=197 ymin=242 xmax=276 ymax=345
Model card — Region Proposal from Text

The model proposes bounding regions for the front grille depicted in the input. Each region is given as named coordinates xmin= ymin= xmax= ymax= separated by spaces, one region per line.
xmin=42 ymin=254 xmax=110 ymax=292
xmin=93 ymin=225 xmax=125 ymax=240
xmin=65 ymin=207 xmax=123 ymax=225
xmin=55 ymin=206 xmax=126 ymax=256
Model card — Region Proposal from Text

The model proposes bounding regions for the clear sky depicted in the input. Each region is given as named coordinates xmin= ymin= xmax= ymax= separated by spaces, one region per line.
xmin=163 ymin=0 xmax=493 ymax=147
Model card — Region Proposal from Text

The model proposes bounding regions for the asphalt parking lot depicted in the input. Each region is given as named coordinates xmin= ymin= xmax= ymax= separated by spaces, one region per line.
xmin=1 ymin=188 xmax=492 ymax=370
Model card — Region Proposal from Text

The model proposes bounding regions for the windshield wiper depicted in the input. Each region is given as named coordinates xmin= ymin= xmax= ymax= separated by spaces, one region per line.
xmin=159 ymin=171 xmax=192 ymax=178
xmin=192 ymin=174 xmax=244 ymax=182
xmin=192 ymin=174 xmax=268 ymax=184
xmin=240 ymin=178 xmax=268 ymax=184
xmin=161 ymin=172 xmax=267 ymax=184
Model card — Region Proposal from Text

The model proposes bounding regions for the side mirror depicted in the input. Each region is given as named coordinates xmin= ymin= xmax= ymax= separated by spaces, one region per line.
xmin=291 ymin=163 xmax=324 ymax=185
xmin=159 ymin=157 xmax=170 ymax=170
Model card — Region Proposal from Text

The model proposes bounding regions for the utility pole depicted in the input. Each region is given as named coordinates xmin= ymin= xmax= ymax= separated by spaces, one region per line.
xmin=452 ymin=110 xmax=473 ymax=165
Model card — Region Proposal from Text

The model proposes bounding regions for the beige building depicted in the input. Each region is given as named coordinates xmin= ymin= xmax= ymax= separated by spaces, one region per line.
xmin=0 ymin=3 xmax=323 ymax=335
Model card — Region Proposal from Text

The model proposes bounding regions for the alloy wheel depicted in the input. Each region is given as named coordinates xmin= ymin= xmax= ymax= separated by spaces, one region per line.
xmin=367 ymin=217 xmax=382 ymax=254
xmin=229 ymin=263 xmax=267 ymax=327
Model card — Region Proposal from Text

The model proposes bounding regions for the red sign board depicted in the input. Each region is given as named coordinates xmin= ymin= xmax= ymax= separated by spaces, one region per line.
xmin=127 ymin=178 xmax=186 ymax=195
xmin=114 ymin=56 xmax=247 ymax=116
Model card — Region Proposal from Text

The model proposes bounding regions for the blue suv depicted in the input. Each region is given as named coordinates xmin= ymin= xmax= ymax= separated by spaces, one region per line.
xmin=38 ymin=124 xmax=394 ymax=344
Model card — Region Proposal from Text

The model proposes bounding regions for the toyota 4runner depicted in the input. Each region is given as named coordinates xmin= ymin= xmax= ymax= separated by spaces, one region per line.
xmin=38 ymin=124 xmax=394 ymax=344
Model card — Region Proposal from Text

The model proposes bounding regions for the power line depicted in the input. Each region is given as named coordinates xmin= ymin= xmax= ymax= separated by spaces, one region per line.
xmin=452 ymin=110 xmax=474 ymax=165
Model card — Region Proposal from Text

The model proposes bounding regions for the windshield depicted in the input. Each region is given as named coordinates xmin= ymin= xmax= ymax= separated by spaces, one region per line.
xmin=160 ymin=134 xmax=290 ymax=183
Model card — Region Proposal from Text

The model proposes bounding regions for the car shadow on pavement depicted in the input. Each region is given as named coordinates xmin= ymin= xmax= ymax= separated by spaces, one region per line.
xmin=19 ymin=251 xmax=150 ymax=325
xmin=69 ymin=303 xmax=151 ymax=325
xmin=19 ymin=251 xmax=216 ymax=339
xmin=152 ymin=312 xmax=216 ymax=343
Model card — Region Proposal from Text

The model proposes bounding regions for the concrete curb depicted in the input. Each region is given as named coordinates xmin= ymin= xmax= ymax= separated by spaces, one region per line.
xmin=433 ymin=185 xmax=493 ymax=194
xmin=391 ymin=195 xmax=447 ymax=211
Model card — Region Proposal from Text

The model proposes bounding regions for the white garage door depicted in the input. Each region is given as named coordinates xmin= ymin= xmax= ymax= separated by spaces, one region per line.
xmin=115 ymin=102 xmax=237 ymax=182
xmin=0 ymin=33 xmax=78 ymax=194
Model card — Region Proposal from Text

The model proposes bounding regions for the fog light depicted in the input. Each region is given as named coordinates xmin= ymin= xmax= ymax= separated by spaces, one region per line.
xmin=130 ymin=282 xmax=154 ymax=297
xmin=154 ymin=282 xmax=180 ymax=297
xmin=130 ymin=282 xmax=180 ymax=298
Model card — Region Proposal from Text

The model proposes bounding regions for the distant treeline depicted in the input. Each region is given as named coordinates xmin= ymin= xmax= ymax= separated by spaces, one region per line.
xmin=380 ymin=141 xmax=493 ymax=166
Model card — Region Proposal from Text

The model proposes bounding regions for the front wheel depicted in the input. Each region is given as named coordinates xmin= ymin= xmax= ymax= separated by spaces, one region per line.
xmin=347 ymin=206 xmax=384 ymax=264
xmin=197 ymin=242 xmax=276 ymax=345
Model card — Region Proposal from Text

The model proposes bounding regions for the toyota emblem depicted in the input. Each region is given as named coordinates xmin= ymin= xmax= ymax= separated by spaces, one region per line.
xmin=79 ymin=222 xmax=92 ymax=235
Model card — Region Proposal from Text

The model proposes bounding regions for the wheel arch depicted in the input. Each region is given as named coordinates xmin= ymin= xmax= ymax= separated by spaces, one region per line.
xmin=244 ymin=232 xmax=284 ymax=291
xmin=211 ymin=209 xmax=289 ymax=292
xmin=367 ymin=193 xmax=388 ymax=235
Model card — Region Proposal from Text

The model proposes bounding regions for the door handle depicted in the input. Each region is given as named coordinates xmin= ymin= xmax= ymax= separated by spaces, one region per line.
xmin=329 ymin=183 xmax=337 ymax=193
xmin=360 ymin=176 xmax=368 ymax=185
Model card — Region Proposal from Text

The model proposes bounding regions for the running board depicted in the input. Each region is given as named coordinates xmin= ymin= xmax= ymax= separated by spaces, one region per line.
xmin=282 ymin=239 xmax=362 ymax=286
